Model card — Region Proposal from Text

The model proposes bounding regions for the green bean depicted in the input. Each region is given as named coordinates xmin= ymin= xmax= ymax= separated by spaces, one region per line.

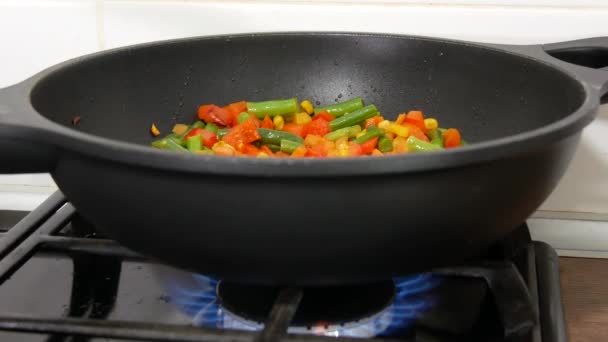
xmin=247 ymin=98 xmax=298 ymax=118
xmin=186 ymin=134 xmax=202 ymax=152
xmin=427 ymin=129 xmax=444 ymax=148
xmin=237 ymin=112 xmax=250 ymax=124
xmin=324 ymin=125 xmax=361 ymax=141
xmin=218 ymin=128 xmax=230 ymax=138
xmin=378 ymin=135 xmax=393 ymax=153
xmin=314 ymin=97 xmax=364 ymax=117
xmin=426 ymin=129 xmax=441 ymax=141
xmin=266 ymin=144 xmax=281 ymax=153
xmin=152 ymin=138 xmax=188 ymax=152
xmin=329 ymin=105 xmax=378 ymax=131
xmin=257 ymin=128 xmax=304 ymax=145
xmin=280 ymin=139 xmax=303 ymax=154
xmin=406 ymin=136 xmax=443 ymax=153
xmin=179 ymin=121 xmax=205 ymax=139
xmin=354 ymin=126 xmax=383 ymax=144
xmin=205 ymin=122 xmax=219 ymax=134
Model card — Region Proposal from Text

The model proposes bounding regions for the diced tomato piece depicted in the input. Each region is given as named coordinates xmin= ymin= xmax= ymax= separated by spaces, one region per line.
xmin=198 ymin=104 xmax=233 ymax=126
xmin=312 ymin=110 xmax=335 ymax=122
xmin=274 ymin=151 xmax=290 ymax=158
xmin=359 ymin=136 xmax=379 ymax=155
xmin=242 ymin=144 xmax=260 ymax=156
xmin=303 ymin=118 xmax=330 ymax=137
xmin=260 ymin=145 xmax=274 ymax=156
xmin=249 ymin=114 xmax=262 ymax=128
xmin=261 ymin=115 xmax=274 ymax=129
xmin=224 ymin=101 xmax=248 ymax=125
xmin=222 ymin=118 xmax=261 ymax=150
xmin=364 ymin=116 xmax=383 ymax=129
xmin=443 ymin=128 xmax=462 ymax=148
xmin=404 ymin=111 xmax=426 ymax=132
xmin=282 ymin=123 xmax=305 ymax=137
xmin=402 ymin=123 xmax=430 ymax=142
xmin=185 ymin=128 xmax=219 ymax=148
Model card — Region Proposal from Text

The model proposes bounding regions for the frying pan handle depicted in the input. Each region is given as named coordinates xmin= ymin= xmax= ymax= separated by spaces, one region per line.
xmin=539 ymin=37 xmax=608 ymax=96
xmin=0 ymin=84 xmax=57 ymax=173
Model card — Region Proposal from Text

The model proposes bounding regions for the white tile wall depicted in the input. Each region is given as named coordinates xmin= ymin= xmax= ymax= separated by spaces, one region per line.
xmin=0 ymin=0 xmax=98 ymax=189
xmin=1 ymin=0 xmax=608 ymax=217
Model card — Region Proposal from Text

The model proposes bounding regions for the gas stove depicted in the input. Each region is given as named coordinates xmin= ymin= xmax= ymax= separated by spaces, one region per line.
xmin=0 ymin=192 xmax=567 ymax=342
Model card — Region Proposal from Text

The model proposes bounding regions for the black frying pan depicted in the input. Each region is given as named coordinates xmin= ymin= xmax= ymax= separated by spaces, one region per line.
xmin=0 ymin=33 xmax=607 ymax=285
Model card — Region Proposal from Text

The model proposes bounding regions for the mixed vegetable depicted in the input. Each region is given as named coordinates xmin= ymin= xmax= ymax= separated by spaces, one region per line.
xmin=150 ymin=97 xmax=465 ymax=157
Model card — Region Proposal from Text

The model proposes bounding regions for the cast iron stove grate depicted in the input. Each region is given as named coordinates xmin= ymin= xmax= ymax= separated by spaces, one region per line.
xmin=0 ymin=192 xmax=567 ymax=342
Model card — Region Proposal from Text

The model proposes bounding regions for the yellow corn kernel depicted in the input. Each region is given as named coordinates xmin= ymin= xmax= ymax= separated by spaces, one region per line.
xmin=336 ymin=136 xmax=349 ymax=157
xmin=305 ymin=134 xmax=326 ymax=147
xmin=386 ymin=123 xmax=409 ymax=138
xmin=335 ymin=136 xmax=349 ymax=146
xmin=212 ymin=141 xmax=235 ymax=153
xmin=378 ymin=120 xmax=390 ymax=129
xmin=300 ymin=100 xmax=314 ymax=115
xmin=371 ymin=149 xmax=384 ymax=156
xmin=172 ymin=123 xmax=189 ymax=135
xmin=424 ymin=118 xmax=438 ymax=130
xmin=195 ymin=149 xmax=214 ymax=155
xmin=150 ymin=123 xmax=161 ymax=136
xmin=355 ymin=129 xmax=368 ymax=139
xmin=273 ymin=115 xmax=285 ymax=130
xmin=294 ymin=112 xmax=312 ymax=125
xmin=257 ymin=152 xmax=269 ymax=158
xmin=393 ymin=136 xmax=409 ymax=153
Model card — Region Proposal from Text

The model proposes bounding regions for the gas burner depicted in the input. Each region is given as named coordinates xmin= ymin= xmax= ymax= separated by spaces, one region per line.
xmin=218 ymin=280 xmax=396 ymax=327
xmin=169 ymin=273 xmax=440 ymax=337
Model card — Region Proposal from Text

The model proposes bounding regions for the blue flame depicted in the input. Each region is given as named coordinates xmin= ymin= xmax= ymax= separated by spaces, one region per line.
xmin=168 ymin=273 xmax=440 ymax=337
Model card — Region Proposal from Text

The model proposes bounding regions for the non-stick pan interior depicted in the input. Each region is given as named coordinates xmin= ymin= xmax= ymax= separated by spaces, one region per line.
xmin=30 ymin=34 xmax=584 ymax=145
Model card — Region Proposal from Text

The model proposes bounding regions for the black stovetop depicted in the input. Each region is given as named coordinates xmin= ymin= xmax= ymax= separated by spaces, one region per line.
xmin=0 ymin=192 xmax=567 ymax=342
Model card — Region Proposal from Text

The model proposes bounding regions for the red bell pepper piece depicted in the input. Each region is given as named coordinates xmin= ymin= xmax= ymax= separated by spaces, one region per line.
xmin=185 ymin=128 xmax=218 ymax=148
xmin=359 ymin=136 xmax=379 ymax=155
xmin=312 ymin=110 xmax=335 ymax=122
xmin=443 ymin=128 xmax=461 ymax=148
xmin=198 ymin=104 xmax=233 ymax=126
xmin=303 ymin=118 xmax=330 ymax=137
xmin=222 ymin=118 xmax=261 ymax=150
xmin=261 ymin=115 xmax=274 ymax=129
xmin=282 ymin=123 xmax=305 ymax=137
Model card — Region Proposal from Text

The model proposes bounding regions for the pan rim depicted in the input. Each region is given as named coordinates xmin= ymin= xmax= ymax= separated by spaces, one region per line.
xmin=17 ymin=31 xmax=600 ymax=177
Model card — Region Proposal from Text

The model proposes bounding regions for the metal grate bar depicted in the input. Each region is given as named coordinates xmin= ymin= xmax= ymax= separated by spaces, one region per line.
xmin=255 ymin=288 xmax=303 ymax=342
xmin=0 ymin=316 xmax=400 ymax=342
xmin=38 ymin=235 xmax=144 ymax=259
xmin=0 ymin=192 xmax=66 ymax=258
xmin=0 ymin=203 xmax=75 ymax=285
